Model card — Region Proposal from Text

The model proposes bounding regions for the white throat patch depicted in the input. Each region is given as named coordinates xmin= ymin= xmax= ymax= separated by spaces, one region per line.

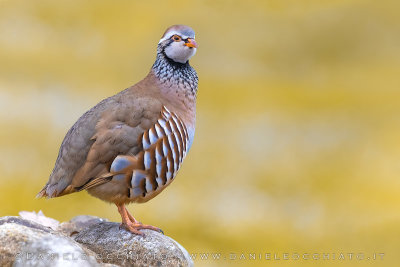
xmin=164 ymin=42 xmax=197 ymax=64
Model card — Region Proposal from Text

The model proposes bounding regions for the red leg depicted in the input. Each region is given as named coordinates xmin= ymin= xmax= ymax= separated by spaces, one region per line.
xmin=125 ymin=208 xmax=139 ymax=224
xmin=116 ymin=204 xmax=163 ymax=235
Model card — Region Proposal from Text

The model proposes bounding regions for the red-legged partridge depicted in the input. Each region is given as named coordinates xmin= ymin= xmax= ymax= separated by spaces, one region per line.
xmin=37 ymin=25 xmax=198 ymax=235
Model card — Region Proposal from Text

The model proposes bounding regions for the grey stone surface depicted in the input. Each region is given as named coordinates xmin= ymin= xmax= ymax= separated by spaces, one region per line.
xmin=14 ymin=235 xmax=99 ymax=267
xmin=74 ymin=221 xmax=193 ymax=267
xmin=19 ymin=210 xmax=60 ymax=231
xmin=0 ymin=216 xmax=98 ymax=267
xmin=0 ymin=212 xmax=193 ymax=267
xmin=58 ymin=215 xmax=108 ymax=237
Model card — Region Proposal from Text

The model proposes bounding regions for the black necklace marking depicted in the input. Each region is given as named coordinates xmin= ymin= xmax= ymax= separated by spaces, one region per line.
xmin=152 ymin=43 xmax=198 ymax=96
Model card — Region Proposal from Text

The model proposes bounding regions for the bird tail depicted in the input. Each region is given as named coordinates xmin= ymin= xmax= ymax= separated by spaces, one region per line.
xmin=36 ymin=185 xmax=48 ymax=198
xmin=36 ymin=182 xmax=67 ymax=198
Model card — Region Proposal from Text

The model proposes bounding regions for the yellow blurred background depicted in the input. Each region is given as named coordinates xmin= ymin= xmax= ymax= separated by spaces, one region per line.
xmin=1 ymin=0 xmax=400 ymax=266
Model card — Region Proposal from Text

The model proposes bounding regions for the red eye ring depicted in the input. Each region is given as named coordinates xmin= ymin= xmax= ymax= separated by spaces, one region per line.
xmin=172 ymin=35 xmax=182 ymax=42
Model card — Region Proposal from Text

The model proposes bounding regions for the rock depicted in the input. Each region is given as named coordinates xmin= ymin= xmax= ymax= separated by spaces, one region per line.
xmin=14 ymin=234 xmax=100 ymax=267
xmin=73 ymin=222 xmax=193 ymax=267
xmin=0 ymin=216 xmax=98 ymax=267
xmin=19 ymin=210 xmax=60 ymax=231
xmin=58 ymin=215 xmax=108 ymax=237
xmin=0 ymin=212 xmax=193 ymax=267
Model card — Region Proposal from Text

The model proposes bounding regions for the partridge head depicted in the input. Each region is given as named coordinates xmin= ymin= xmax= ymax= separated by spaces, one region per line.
xmin=37 ymin=25 xmax=199 ymax=235
xmin=159 ymin=24 xmax=197 ymax=64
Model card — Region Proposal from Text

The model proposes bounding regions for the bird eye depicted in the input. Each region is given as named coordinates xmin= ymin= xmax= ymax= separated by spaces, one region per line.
xmin=172 ymin=35 xmax=182 ymax=42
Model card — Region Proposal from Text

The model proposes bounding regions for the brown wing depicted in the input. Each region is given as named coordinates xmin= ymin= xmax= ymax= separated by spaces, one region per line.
xmin=37 ymin=91 xmax=163 ymax=198
xmin=82 ymin=106 xmax=190 ymax=204
xmin=37 ymin=96 xmax=113 ymax=198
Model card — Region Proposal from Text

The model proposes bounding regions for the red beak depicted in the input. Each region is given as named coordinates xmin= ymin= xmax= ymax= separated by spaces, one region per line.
xmin=185 ymin=38 xmax=198 ymax=48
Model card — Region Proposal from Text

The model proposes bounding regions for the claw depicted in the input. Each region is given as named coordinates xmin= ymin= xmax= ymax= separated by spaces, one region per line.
xmin=116 ymin=203 xmax=162 ymax=236
xmin=120 ymin=222 xmax=145 ymax=236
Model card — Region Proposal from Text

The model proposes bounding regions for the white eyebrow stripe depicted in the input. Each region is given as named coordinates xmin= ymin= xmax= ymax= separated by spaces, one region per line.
xmin=158 ymin=31 xmax=194 ymax=43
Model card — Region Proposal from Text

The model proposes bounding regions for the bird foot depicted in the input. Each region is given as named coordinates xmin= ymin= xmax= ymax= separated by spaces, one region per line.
xmin=120 ymin=222 xmax=163 ymax=236
xmin=117 ymin=203 xmax=164 ymax=236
